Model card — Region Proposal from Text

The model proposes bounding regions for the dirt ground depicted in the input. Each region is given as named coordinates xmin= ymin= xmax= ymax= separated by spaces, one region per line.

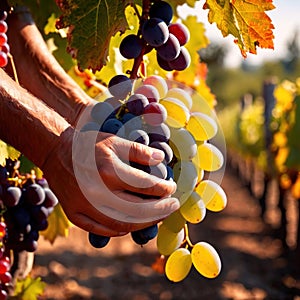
xmin=32 ymin=166 xmax=300 ymax=300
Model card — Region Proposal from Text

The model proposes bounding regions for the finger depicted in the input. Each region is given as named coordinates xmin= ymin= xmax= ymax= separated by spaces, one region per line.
xmin=103 ymin=158 xmax=177 ymax=197
xmin=113 ymin=136 xmax=165 ymax=166
xmin=70 ymin=212 xmax=128 ymax=237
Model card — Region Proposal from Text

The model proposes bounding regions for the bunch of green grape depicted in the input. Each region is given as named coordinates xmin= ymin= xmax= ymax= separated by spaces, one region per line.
xmin=143 ymin=75 xmax=227 ymax=282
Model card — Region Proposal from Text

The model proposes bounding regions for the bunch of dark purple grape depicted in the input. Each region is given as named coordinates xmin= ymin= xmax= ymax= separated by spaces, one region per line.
xmin=0 ymin=10 xmax=9 ymax=68
xmin=119 ymin=1 xmax=191 ymax=71
xmin=82 ymin=74 xmax=174 ymax=249
xmin=0 ymin=160 xmax=58 ymax=253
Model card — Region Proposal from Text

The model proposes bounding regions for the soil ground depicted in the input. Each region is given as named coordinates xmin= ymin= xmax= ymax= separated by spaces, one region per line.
xmin=32 ymin=166 xmax=300 ymax=300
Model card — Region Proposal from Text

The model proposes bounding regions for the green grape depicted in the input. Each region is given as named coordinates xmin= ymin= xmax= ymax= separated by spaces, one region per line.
xmin=195 ymin=180 xmax=227 ymax=212
xmin=165 ymin=248 xmax=192 ymax=282
xmin=157 ymin=224 xmax=185 ymax=256
xmin=191 ymin=154 xmax=205 ymax=185
xmin=186 ymin=112 xmax=217 ymax=141
xmin=191 ymin=242 xmax=221 ymax=278
xmin=173 ymin=161 xmax=198 ymax=193
xmin=143 ymin=75 xmax=168 ymax=98
xmin=162 ymin=210 xmax=186 ymax=233
xmin=160 ymin=98 xmax=190 ymax=128
xmin=166 ymin=88 xmax=192 ymax=110
xmin=197 ymin=143 xmax=224 ymax=171
xmin=180 ymin=191 xmax=206 ymax=224
xmin=169 ymin=127 xmax=197 ymax=160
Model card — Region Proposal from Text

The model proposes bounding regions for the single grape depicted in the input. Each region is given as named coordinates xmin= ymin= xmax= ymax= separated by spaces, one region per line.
xmin=24 ymin=183 xmax=46 ymax=205
xmin=43 ymin=187 xmax=59 ymax=208
xmin=143 ymin=75 xmax=168 ymax=98
xmin=126 ymin=93 xmax=149 ymax=116
xmin=0 ymin=271 xmax=12 ymax=284
xmin=149 ymin=1 xmax=173 ymax=25
xmin=162 ymin=210 xmax=186 ymax=233
xmin=90 ymin=101 xmax=115 ymax=124
xmin=0 ymin=21 xmax=7 ymax=33
xmin=101 ymin=118 xmax=125 ymax=136
xmin=0 ymin=11 xmax=7 ymax=21
xmin=156 ymin=33 xmax=180 ymax=61
xmin=156 ymin=53 xmax=173 ymax=71
xmin=128 ymin=129 xmax=150 ymax=145
xmin=150 ymin=162 xmax=168 ymax=179
xmin=30 ymin=205 xmax=49 ymax=224
xmin=121 ymin=113 xmax=143 ymax=134
xmin=36 ymin=178 xmax=49 ymax=189
xmin=149 ymin=141 xmax=173 ymax=164
xmin=146 ymin=123 xmax=171 ymax=143
xmin=0 ymin=43 xmax=9 ymax=54
xmin=173 ymin=160 xmax=198 ymax=193
xmin=134 ymin=84 xmax=160 ymax=103
xmin=0 ymin=259 xmax=10 ymax=274
xmin=143 ymin=102 xmax=167 ymax=126
xmin=120 ymin=34 xmax=143 ymax=59
xmin=0 ymin=222 xmax=6 ymax=238
xmin=142 ymin=18 xmax=169 ymax=47
xmin=80 ymin=121 xmax=101 ymax=132
xmin=169 ymin=127 xmax=197 ymax=160
xmin=131 ymin=224 xmax=158 ymax=245
xmin=169 ymin=47 xmax=191 ymax=71
xmin=160 ymin=98 xmax=190 ymax=129
xmin=0 ymin=52 xmax=7 ymax=68
xmin=191 ymin=242 xmax=221 ymax=278
xmin=168 ymin=23 xmax=190 ymax=46
xmin=165 ymin=248 xmax=192 ymax=282
xmin=157 ymin=224 xmax=184 ymax=256
xmin=88 ymin=232 xmax=110 ymax=248
xmin=2 ymin=186 xmax=22 ymax=207
xmin=108 ymin=75 xmax=132 ymax=99
xmin=0 ymin=33 xmax=7 ymax=46
xmin=0 ymin=289 xmax=8 ymax=300
xmin=166 ymin=87 xmax=192 ymax=110
xmin=24 ymin=238 xmax=38 ymax=252
xmin=197 ymin=143 xmax=224 ymax=171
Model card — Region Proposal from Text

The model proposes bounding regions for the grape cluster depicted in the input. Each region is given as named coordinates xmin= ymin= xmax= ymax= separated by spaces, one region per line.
xmin=82 ymin=73 xmax=226 ymax=269
xmin=119 ymin=1 xmax=191 ymax=71
xmin=0 ymin=161 xmax=58 ymax=253
xmin=0 ymin=10 xmax=9 ymax=68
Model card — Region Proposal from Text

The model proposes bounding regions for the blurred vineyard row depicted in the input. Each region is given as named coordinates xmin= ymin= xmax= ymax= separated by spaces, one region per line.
xmin=218 ymin=76 xmax=300 ymax=258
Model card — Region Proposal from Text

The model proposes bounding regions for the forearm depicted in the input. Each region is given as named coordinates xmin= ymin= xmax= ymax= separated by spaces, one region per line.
xmin=0 ymin=68 xmax=71 ymax=168
xmin=6 ymin=7 xmax=93 ymax=126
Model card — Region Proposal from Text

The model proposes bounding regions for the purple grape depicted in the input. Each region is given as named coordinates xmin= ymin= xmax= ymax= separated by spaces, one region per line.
xmin=2 ymin=186 xmax=22 ymax=207
xmin=120 ymin=34 xmax=143 ymax=59
xmin=128 ymin=129 xmax=150 ymax=145
xmin=166 ymin=165 xmax=174 ymax=180
xmin=43 ymin=188 xmax=59 ymax=208
xmin=0 ymin=165 xmax=7 ymax=184
xmin=156 ymin=33 xmax=180 ymax=61
xmin=90 ymin=101 xmax=115 ymax=124
xmin=142 ymin=18 xmax=169 ymax=47
xmin=36 ymin=178 xmax=49 ymax=189
xmin=30 ymin=205 xmax=49 ymax=224
xmin=88 ymin=232 xmax=110 ymax=248
xmin=146 ymin=123 xmax=171 ymax=143
xmin=156 ymin=53 xmax=174 ymax=71
xmin=24 ymin=183 xmax=45 ymax=205
xmin=121 ymin=113 xmax=143 ymax=135
xmin=101 ymin=118 xmax=125 ymax=136
xmin=149 ymin=1 xmax=173 ymax=24
xmin=108 ymin=75 xmax=132 ymax=99
xmin=80 ymin=121 xmax=101 ymax=132
xmin=135 ymin=84 xmax=160 ymax=103
xmin=11 ymin=206 xmax=31 ymax=230
xmin=126 ymin=93 xmax=149 ymax=116
xmin=131 ymin=224 xmax=158 ymax=245
xmin=130 ymin=161 xmax=151 ymax=174
xmin=143 ymin=102 xmax=167 ymax=126
xmin=150 ymin=163 xmax=167 ymax=179
xmin=168 ymin=46 xmax=191 ymax=71
xmin=149 ymin=141 xmax=173 ymax=164
xmin=168 ymin=22 xmax=190 ymax=46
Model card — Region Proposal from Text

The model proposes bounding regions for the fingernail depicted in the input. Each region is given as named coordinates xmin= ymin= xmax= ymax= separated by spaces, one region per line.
xmin=152 ymin=150 xmax=164 ymax=161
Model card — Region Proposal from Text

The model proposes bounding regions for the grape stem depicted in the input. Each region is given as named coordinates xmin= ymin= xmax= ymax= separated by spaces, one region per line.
xmin=8 ymin=53 xmax=19 ymax=84
xmin=184 ymin=223 xmax=194 ymax=248
xmin=129 ymin=0 xmax=151 ymax=80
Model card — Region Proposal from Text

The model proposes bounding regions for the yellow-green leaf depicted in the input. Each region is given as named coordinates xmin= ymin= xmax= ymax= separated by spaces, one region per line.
xmin=40 ymin=204 xmax=73 ymax=244
xmin=13 ymin=276 xmax=46 ymax=300
xmin=203 ymin=0 xmax=275 ymax=57
xmin=0 ymin=140 xmax=20 ymax=166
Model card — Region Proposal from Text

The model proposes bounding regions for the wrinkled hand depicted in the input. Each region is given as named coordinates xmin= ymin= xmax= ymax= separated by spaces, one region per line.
xmin=42 ymin=127 xmax=179 ymax=237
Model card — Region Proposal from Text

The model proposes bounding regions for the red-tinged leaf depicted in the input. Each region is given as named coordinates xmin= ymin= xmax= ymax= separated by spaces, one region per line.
xmin=56 ymin=0 xmax=131 ymax=71
xmin=203 ymin=0 xmax=275 ymax=57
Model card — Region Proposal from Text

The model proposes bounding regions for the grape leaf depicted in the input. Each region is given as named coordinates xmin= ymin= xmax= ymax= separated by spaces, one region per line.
xmin=0 ymin=140 xmax=20 ymax=166
xmin=203 ymin=0 xmax=275 ymax=57
xmin=40 ymin=204 xmax=73 ymax=244
xmin=56 ymin=0 xmax=131 ymax=71
xmin=12 ymin=276 xmax=46 ymax=300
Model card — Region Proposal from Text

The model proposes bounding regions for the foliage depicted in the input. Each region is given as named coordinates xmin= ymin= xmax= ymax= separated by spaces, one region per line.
xmin=0 ymin=141 xmax=20 ymax=166
xmin=11 ymin=276 xmax=46 ymax=300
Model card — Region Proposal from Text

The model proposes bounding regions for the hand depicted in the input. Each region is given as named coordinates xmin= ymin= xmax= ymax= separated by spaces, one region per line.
xmin=42 ymin=127 xmax=179 ymax=237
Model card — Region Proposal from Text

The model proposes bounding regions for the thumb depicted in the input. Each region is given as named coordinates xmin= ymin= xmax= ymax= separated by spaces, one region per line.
xmin=115 ymin=138 xmax=165 ymax=166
